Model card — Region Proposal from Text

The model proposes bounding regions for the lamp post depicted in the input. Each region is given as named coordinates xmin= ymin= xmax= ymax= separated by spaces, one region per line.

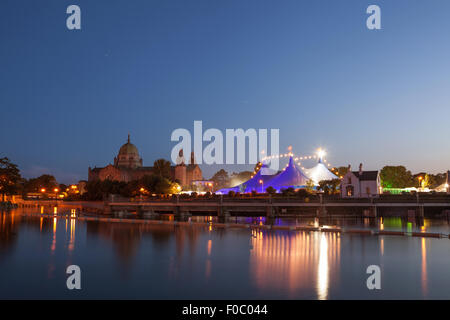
xmin=259 ymin=179 xmax=263 ymax=194
xmin=418 ymin=176 xmax=423 ymax=190
xmin=54 ymin=188 xmax=59 ymax=201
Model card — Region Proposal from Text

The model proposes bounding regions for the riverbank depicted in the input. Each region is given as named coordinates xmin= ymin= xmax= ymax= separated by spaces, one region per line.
xmin=12 ymin=195 xmax=450 ymax=219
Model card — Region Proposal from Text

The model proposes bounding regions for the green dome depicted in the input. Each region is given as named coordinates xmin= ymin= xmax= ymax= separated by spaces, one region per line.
xmin=118 ymin=142 xmax=139 ymax=156
xmin=118 ymin=134 xmax=139 ymax=156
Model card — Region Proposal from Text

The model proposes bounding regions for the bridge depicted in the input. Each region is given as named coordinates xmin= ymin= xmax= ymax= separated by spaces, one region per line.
xmin=101 ymin=194 xmax=450 ymax=219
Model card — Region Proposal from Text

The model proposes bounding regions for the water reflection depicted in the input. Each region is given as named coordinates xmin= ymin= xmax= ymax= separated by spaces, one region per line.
xmin=421 ymin=238 xmax=428 ymax=297
xmin=317 ymin=233 xmax=329 ymax=300
xmin=68 ymin=211 xmax=76 ymax=251
xmin=249 ymin=230 xmax=340 ymax=299
xmin=0 ymin=211 xmax=19 ymax=259
xmin=1 ymin=208 xmax=449 ymax=299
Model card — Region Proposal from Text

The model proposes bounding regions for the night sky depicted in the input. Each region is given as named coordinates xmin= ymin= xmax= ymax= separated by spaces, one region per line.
xmin=1 ymin=0 xmax=450 ymax=183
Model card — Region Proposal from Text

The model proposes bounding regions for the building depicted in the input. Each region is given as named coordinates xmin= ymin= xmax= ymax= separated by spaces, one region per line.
xmin=340 ymin=163 xmax=381 ymax=198
xmin=88 ymin=135 xmax=202 ymax=187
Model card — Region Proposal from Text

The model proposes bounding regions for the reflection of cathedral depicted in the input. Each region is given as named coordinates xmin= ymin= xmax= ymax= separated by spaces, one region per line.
xmin=88 ymin=135 xmax=202 ymax=187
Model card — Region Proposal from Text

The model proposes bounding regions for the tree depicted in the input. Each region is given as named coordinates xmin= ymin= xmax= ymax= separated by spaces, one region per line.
xmin=153 ymin=159 xmax=172 ymax=179
xmin=140 ymin=174 xmax=172 ymax=194
xmin=305 ymin=179 xmax=315 ymax=192
xmin=380 ymin=166 xmax=414 ymax=188
xmin=0 ymin=157 xmax=21 ymax=202
xmin=428 ymin=173 xmax=446 ymax=189
xmin=281 ymin=187 xmax=295 ymax=196
xmin=266 ymin=186 xmax=276 ymax=194
xmin=211 ymin=169 xmax=230 ymax=190
xmin=24 ymin=174 xmax=58 ymax=193
xmin=318 ymin=179 xmax=341 ymax=195
xmin=422 ymin=174 xmax=430 ymax=188
xmin=296 ymin=188 xmax=310 ymax=197
xmin=335 ymin=166 xmax=349 ymax=178
xmin=230 ymin=171 xmax=253 ymax=186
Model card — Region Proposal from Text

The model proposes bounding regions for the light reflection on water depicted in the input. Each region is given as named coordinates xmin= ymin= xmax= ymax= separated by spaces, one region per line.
xmin=249 ymin=229 xmax=340 ymax=299
xmin=421 ymin=238 xmax=427 ymax=297
xmin=0 ymin=208 xmax=449 ymax=299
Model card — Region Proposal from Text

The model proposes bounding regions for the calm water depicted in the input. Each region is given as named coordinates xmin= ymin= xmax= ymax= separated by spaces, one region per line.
xmin=1 ymin=208 xmax=450 ymax=299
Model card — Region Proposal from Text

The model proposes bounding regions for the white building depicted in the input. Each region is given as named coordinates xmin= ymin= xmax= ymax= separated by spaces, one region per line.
xmin=340 ymin=164 xmax=381 ymax=198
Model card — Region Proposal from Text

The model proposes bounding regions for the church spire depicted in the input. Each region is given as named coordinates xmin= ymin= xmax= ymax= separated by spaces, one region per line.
xmin=127 ymin=133 xmax=130 ymax=144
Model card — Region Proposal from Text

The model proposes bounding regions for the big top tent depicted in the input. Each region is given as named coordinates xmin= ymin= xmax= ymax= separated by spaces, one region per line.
xmin=264 ymin=156 xmax=310 ymax=192
xmin=217 ymin=163 xmax=275 ymax=194
xmin=304 ymin=158 xmax=339 ymax=184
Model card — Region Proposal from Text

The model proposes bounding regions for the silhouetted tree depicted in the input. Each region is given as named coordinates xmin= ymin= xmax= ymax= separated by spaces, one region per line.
xmin=0 ymin=157 xmax=21 ymax=202
xmin=211 ymin=169 xmax=230 ymax=190
xmin=24 ymin=174 xmax=58 ymax=193
xmin=317 ymin=179 xmax=341 ymax=195
xmin=380 ymin=166 xmax=414 ymax=188
xmin=266 ymin=186 xmax=276 ymax=194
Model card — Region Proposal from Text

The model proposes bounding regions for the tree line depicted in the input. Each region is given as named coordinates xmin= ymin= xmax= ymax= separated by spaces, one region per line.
xmin=0 ymin=157 xmax=180 ymax=202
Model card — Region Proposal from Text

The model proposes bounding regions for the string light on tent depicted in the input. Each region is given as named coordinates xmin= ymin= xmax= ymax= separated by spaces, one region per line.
xmin=259 ymin=146 xmax=343 ymax=176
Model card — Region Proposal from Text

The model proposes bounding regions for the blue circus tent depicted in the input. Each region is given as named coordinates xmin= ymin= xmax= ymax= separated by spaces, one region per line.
xmin=265 ymin=156 xmax=310 ymax=191
xmin=239 ymin=163 xmax=275 ymax=193
xmin=217 ymin=163 xmax=275 ymax=194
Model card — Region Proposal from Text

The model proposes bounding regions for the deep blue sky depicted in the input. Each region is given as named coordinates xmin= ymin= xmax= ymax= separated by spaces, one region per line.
xmin=1 ymin=0 xmax=450 ymax=183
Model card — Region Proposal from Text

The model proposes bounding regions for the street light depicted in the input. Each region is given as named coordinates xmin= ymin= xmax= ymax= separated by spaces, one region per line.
xmin=418 ymin=176 xmax=423 ymax=189
xmin=259 ymin=179 xmax=263 ymax=193
xmin=54 ymin=188 xmax=59 ymax=200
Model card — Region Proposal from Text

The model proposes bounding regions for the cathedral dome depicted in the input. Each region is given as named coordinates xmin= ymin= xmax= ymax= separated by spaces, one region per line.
xmin=115 ymin=134 xmax=142 ymax=168
xmin=118 ymin=142 xmax=139 ymax=156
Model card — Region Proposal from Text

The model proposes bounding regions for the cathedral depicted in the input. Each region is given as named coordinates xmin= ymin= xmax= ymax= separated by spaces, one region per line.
xmin=88 ymin=135 xmax=202 ymax=187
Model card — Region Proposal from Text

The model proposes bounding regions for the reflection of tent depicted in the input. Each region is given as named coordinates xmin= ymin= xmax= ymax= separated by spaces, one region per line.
xmin=304 ymin=158 xmax=338 ymax=184
xmin=265 ymin=156 xmax=309 ymax=191
xmin=218 ymin=163 xmax=274 ymax=194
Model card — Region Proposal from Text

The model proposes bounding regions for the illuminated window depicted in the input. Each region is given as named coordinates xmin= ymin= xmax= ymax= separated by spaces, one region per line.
xmin=346 ymin=186 xmax=354 ymax=197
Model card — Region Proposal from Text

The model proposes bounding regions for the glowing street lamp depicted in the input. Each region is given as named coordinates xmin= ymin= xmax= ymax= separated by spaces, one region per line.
xmin=259 ymin=179 xmax=264 ymax=193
